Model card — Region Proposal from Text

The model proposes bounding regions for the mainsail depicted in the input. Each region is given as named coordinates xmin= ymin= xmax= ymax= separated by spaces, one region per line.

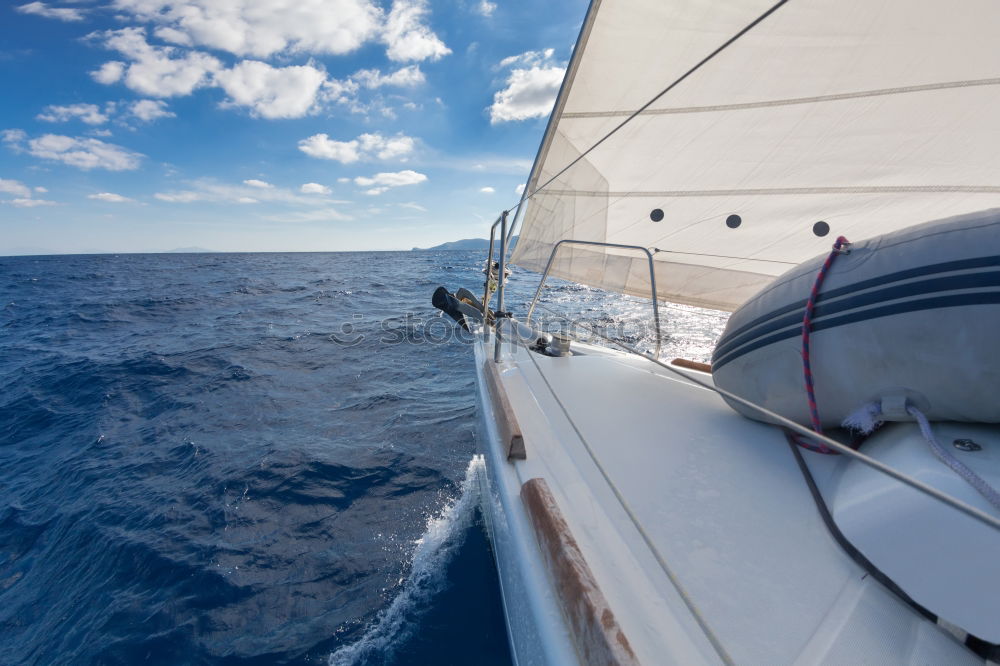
xmin=509 ymin=0 xmax=1000 ymax=311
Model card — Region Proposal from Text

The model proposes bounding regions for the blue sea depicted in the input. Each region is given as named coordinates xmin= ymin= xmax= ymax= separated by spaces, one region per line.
xmin=0 ymin=251 xmax=725 ymax=665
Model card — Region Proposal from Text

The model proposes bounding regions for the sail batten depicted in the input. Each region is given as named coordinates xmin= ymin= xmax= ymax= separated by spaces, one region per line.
xmin=510 ymin=0 xmax=1000 ymax=311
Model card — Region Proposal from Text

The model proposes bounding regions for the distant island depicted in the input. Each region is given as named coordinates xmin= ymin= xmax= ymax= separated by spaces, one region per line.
xmin=412 ymin=236 xmax=518 ymax=251
xmin=164 ymin=247 xmax=216 ymax=253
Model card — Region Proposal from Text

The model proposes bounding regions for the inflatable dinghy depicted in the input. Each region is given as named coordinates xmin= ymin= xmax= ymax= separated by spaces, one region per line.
xmin=712 ymin=209 xmax=1000 ymax=428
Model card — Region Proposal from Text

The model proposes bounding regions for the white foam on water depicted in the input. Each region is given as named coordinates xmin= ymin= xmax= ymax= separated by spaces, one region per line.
xmin=328 ymin=454 xmax=485 ymax=666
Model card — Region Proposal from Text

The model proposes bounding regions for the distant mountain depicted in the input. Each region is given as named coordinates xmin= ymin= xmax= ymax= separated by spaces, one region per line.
xmin=412 ymin=236 xmax=518 ymax=251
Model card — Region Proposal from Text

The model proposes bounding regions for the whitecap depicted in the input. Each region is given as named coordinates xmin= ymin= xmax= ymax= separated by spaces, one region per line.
xmin=328 ymin=455 xmax=485 ymax=666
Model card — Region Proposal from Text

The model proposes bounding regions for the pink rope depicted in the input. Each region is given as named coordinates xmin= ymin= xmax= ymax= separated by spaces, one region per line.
xmin=798 ymin=235 xmax=850 ymax=454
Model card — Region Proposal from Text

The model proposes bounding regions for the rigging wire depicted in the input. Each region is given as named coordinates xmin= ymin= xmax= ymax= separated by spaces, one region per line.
xmin=485 ymin=0 xmax=1000 ymax=530
xmin=483 ymin=0 xmax=999 ymax=554
xmin=497 ymin=322 xmax=735 ymax=664
xmin=505 ymin=0 xmax=792 ymax=215
xmin=530 ymin=302 xmax=1000 ymax=532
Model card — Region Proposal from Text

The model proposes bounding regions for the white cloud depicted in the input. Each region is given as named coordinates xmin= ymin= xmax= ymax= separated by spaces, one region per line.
xmin=399 ymin=201 xmax=426 ymax=212
xmin=88 ymin=192 xmax=133 ymax=202
xmin=29 ymin=135 xmax=143 ymax=171
xmin=130 ymin=99 xmax=175 ymax=121
xmin=298 ymin=132 xmax=415 ymax=163
xmin=95 ymin=28 xmax=222 ymax=97
xmin=154 ymin=191 xmax=202 ymax=202
xmin=437 ymin=154 xmax=533 ymax=174
xmin=266 ymin=208 xmax=353 ymax=223
xmin=298 ymin=134 xmax=359 ymax=163
xmin=153 ymin=26 xmax=192 ymax=47
xmin=154 ymin=178 xmax=347 ymax=205
xmin=93 ymin=29 xmax=339 ymax=119
xmin=476 ymin=0 xmax=496 ymax=17
xmin=4 ymin=131 xmax=143 ymax=171
xmin=515 ymin=183 xmax=526 ymax=195
xmin=110 ymin=0 xmax=382 ymax=59
xmin=36 ymin=100 xmax=174 ymax=127
xmin=354 ymin=169 xmax=426 ymax=195
xmin=318 ymin=78 xmax=360 ymax=107
xmin=354 ymin=65 xmax=424 ymax=89
xmin=0 ymin=178 xmax=57 ymax=207
xmin=91 ymin=61 xmax=126 ymax=85
xmin=2 ymin=129 xmax=27 ymax=145
xmin=479 ymin=186 xmax=495 ymax=193
xmin=363 ymin=133 xmax=415 ymax=160
xmin=7 ymin=198 xmax=57 ymax=207
xmin=35 ymin=186 xmax=48 ymax=193
xmin=382 ymin=0 xmax=451 ymax=62
xmin=300 ymin=182 xmax=331 ymax=194
xmin=490 ymin=56 xmax=564 ymax=123
xmin=498 ymin=48 xmax=554 ymax=69
xmin=16 ymin=2 xmax=83 ymax=21
xmin=214 ymin=60 xmax=327 ymax=118
xmin=37 ymin=103 xmax=109 ymax=125
xmin=0 ymin=178 xmax=32 ymax=199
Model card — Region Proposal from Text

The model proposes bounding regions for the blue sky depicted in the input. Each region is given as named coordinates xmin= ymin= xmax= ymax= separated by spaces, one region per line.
xmin=0 ymin=0 xmax=587 ymax=254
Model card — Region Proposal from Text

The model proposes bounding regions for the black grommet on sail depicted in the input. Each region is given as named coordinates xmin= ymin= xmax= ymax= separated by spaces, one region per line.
xmin=650 ymin=208 xmax=664 ymax=222
xmin=813 ymin=221 xmax=830 ymax=237
xmin=726 ymin=214 xmax=742 ymax=229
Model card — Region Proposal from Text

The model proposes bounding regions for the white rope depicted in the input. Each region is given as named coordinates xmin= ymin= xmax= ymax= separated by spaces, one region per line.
xmin=842 ymin=400 xmax=1000 ymax=511
xmin=906 ymin=406 xmax=1000 ymax=512
xmin=842 ymin=401 xmax=884 ymax=434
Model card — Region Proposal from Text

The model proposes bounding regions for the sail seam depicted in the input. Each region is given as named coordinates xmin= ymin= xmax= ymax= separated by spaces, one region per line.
xmin=561 ymin=77 xmax=1000 ymax=118
xmin=539 ymin=185 xmax=1000 ymax=197
xmin=518 ymin=0 xmax=792 ymax=207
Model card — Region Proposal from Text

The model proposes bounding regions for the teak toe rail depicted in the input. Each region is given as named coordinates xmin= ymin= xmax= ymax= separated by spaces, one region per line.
xmin=483 ymin=360 xmax=527 ymax=460
xmin=522 ymin=477 xmax=639 ymax=665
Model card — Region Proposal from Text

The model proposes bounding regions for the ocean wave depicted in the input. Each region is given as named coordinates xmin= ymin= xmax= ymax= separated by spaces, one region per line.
xmin=0 ymin=249 xmax=723 ymax=663
xmin=327 ymin=456 xmax=484 ymax=666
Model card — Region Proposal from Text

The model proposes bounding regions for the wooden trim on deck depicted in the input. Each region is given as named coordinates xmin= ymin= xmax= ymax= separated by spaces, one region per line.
xmin=482 ymin=360 xmax=527 ymax=460
xmin=521 ymin=477 xmax=639 ymax=666
xmin=671 ymin=358 xmax=712 ymax=373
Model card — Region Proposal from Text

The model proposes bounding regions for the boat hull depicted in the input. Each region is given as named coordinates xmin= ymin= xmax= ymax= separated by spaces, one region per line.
xmin=472 ymin=333 xmax=578 ymax=666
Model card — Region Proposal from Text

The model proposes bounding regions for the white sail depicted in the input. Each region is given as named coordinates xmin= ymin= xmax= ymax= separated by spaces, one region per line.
xmin=510 ymin=0 xmax=1000 ymax=311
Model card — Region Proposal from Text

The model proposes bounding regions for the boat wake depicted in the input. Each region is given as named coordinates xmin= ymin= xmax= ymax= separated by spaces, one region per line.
xmin=328 ymin=455 xmax=486 ymax=666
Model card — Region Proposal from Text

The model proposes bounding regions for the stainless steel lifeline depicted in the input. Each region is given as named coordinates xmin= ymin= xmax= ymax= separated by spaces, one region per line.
xmin=525 ymin=239 xmax=662 ymax=358
xmin=494 ymin=211 xmax=508 ymax=362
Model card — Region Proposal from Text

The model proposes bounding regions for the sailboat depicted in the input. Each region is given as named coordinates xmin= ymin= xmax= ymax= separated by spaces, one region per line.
xmin=434 ymin=0 xmax=1000 ymax=663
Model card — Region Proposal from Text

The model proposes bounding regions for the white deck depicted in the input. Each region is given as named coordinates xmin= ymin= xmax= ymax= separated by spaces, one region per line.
xmin=474 ymin=332 xmax=983 ymax=665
